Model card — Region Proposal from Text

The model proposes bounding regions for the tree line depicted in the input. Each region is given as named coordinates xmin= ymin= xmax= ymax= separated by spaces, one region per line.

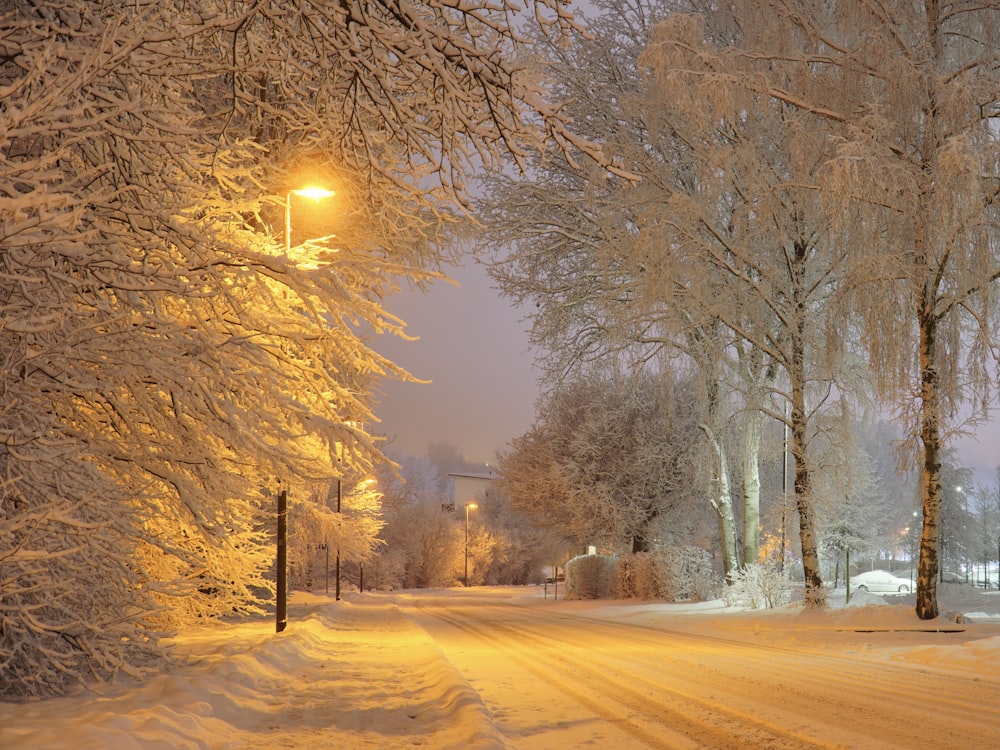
xmin=479 ymin=0 xmax=1000 ymax=618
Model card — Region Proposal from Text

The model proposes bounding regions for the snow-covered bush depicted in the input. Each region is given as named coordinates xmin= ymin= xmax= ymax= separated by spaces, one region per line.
xmin=613 ymin=548 xmax=720 ymax=601
xmin=564 ymin=554 xmax=618 ymax=600
xmin=723 ymin=563 xmax=795 ymax=609
xmin=0 ymin=453 xmax=167 ymax=697
xmin=613 ymin=552 xmax=652 ymax=599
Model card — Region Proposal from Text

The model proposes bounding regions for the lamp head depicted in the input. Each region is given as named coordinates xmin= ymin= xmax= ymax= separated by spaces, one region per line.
xmin=292 ymin=187 xmax=335 ymax=200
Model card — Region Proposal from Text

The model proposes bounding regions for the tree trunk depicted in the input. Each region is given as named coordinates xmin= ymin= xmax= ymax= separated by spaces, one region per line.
xmin=700 ymin=423 xmax=739 ymax=580
xmin=791 ymin=391 xmax=825 ymax=606
xmin=790 ymin=240 xmax=825 ymax=606
xmin=916 ymin=305 xmax=942 ymax=620
xmin=740 ymin=407 xmax=764 ymax=565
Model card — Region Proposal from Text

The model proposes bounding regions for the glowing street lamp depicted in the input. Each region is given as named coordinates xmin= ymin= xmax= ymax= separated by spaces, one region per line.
xmin=275 ymin=187 xmax=333 ymax=634
xmin=464 ymin=501 xmax=478 ymax=587
xmin=285 ymin=187 xmax=335 ymax=254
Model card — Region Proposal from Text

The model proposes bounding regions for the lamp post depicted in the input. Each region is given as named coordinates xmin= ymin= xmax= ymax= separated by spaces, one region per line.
xmin=335 ymin=476 xmax=342 ymax=601
xmin=464 ymin=501 xmax=478 ymax=587
xmin=956 ymin=486 xmax=968 ymax=583
xmin=285 ymin=187 xmax=335 ymax=254
xmin=317 ymin=542 xmax=329 ymax=594
xmin=276 ymin=486 xmax=288 ymax=633
xmin=276 ymin=185 xmax=333 ymax=630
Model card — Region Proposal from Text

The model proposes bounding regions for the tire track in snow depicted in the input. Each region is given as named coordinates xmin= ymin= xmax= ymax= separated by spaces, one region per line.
xmin=413 ymin=602 xmax=847 ymax=749
xmin=531 ymin=604 xmax=1000 ymax=746
xmin=524 ymin=605 xmax=1000 ymax=749
xmin=407 ymin=597 xmax=1000 ymax=749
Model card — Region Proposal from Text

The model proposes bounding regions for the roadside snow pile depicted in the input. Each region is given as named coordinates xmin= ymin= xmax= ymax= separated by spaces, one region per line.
xmin=0 ymin=593 xmax=501 ymax=750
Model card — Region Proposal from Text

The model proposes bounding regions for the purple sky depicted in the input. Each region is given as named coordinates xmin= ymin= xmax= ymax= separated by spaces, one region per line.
xmin=374 ymin=262 xmax=998 ymax=487
xmin=373 ymin=261 xmax=540 ymax=466
xmin=956 ymin=421 xmax=999 ymax=488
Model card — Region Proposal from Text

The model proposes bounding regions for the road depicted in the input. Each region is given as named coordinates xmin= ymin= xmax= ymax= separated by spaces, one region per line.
xmin=397 ymin=589 xmax=1000 ymax=750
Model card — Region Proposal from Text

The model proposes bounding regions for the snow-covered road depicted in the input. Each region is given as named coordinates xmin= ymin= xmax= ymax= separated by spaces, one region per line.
xmin=399 ymin=588 xmax=1000 ymax=749
xmin=2 ymin=585 xmax=998 ymax=749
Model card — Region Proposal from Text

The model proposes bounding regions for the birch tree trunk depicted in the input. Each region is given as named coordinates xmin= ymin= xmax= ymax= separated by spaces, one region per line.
xmin=701 ymin=423 xmax=739 ymax=580
xmin=916 ymin=291 xmax=943 ymax=619
xmin=740 ymin=407 xmax=764 ymax=565
xmin=791 ymin=240 xmax=826 ymax=607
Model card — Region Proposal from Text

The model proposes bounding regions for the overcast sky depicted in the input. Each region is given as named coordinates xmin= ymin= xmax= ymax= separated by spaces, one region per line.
xmin=374 ymin=261 xmax=999 ymax=488
xmin=373 ymin=260 xmax=540 ymax=467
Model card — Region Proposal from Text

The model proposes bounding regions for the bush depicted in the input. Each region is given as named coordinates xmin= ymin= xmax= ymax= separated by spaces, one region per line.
xmin=613 ymin=547 xmax=720 ymax=602
xmin=564 ymin=554 xmax=618 ymax=599
xmin=723 ymin=562 xmax=795 ymax=609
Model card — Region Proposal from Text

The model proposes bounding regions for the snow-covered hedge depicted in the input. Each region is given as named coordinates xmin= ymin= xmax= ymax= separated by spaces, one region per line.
xmin=613 ymin=548 xmax=719 ymax=602
xmin=564 ymin=554 xmax=618 ymax=600
xmin=723 ymin=562 xmax=795 ymax=609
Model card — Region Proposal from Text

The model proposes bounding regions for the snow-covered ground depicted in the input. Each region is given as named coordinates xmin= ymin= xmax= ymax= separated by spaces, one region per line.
xmin=1 ymin=584 xmax=998 ymax=749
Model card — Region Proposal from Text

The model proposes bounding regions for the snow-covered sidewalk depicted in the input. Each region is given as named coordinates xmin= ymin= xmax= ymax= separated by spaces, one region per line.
xmin=0 ymin=592 xmax=501 ymax=750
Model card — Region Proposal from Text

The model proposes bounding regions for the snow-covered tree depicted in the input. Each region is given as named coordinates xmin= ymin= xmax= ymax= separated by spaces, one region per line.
xmin=0 ymin=0 xmax=591 ymax=695
xmin=463 ymin=480 xmax=559 ymax=585
xmin=499 ymin=371 xmax=705 ymax=552
xmin=484 ymin=0 xmax=870 ymax=603
xmin=289 ymin=476 xmax=383 ymax=591
xmin=720 ymin=0 xmax=1000 ymax=619
xmin=373 ymin=452 xmax=460 ymax=588
xmin=483 ymin=0 xmax=752 ymax=577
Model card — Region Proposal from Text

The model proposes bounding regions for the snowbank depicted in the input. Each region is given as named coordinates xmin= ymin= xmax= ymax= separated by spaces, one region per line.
xmin=0 ymin=592 xmax=501 ymax=750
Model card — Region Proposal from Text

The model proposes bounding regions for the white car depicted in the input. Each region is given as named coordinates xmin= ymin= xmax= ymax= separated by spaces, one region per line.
xmin=850 ymin=570 xmax=912 ymax=593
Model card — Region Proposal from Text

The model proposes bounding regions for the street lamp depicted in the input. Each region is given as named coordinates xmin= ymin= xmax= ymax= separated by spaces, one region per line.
xmin=285 ymin=187 xmax=335 ymax=254
xmin=275 ymin=186 xmax=333 ymax=633
xmin=335 ymin=475 xmax=342 ymax=601
xmin=956 ymin=486 xmax=968 ymax=582
xmin=276 ymin=486 xmax=288 ymax=633
xmin=317 ymin=542 xmax=329 ymax=594
xmin=464 ymin=501 xmax=478 ymax=587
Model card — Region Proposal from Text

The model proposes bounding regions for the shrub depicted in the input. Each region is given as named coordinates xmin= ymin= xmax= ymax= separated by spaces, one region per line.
xmin=723 ymin=562 xmax=795 ymax=609
xmin=564 ymin=554 xmax=618 ymax=599
xmin=613 ymin=547 xmax=720 ymax=602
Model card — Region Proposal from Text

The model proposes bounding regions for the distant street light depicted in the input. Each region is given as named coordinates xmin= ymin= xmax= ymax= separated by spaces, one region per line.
xmin=285 ymin=187 xmax=335 ymax=254
xmin=464 ymin=501 xmax=478 ymax=587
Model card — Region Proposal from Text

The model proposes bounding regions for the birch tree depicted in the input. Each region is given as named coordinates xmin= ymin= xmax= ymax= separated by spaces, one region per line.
xmin=726 ymin=0 xmax=1000 ymax=619
xmin=482 ymin=0 xmax=753 ymax=579
xmin=0 ymin=0 xmax=589 ymax=695
xmin=635 ymin=10 xmax=869 ymax=606
xmin=485 ymin=0 xmax=864 ymax=602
